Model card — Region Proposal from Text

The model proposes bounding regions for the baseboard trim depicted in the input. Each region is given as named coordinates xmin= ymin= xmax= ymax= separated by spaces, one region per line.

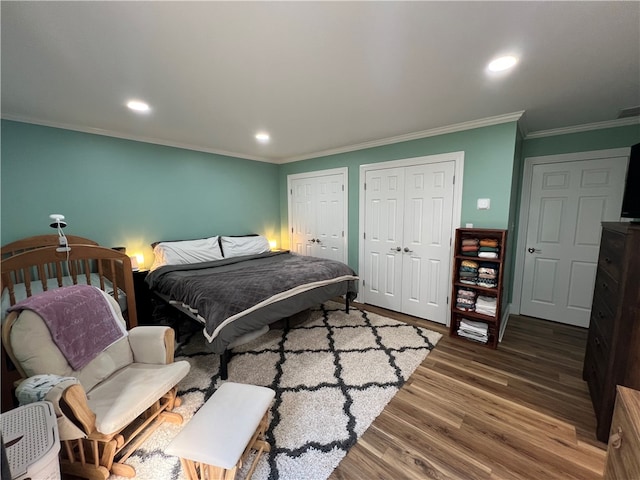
xmin=499 ymin=303 xmax=511 ymax=342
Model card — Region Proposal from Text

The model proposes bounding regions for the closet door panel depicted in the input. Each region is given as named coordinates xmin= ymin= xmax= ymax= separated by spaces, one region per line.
xmin=401 ymin=162 xmax=455 ymax=322
xmin=316 ymin=174 xmax=345 ymax=262
xmin=363 ymin=168 xmax=404 ymax=311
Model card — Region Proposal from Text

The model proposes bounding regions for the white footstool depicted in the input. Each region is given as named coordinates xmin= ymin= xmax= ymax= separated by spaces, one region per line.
xmin=166 ymin=382 xmax=275 ymax=480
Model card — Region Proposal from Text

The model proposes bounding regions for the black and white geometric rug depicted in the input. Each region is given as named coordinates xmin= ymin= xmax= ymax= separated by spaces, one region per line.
xmin=110 ymin=301 xmax=441 ymax=480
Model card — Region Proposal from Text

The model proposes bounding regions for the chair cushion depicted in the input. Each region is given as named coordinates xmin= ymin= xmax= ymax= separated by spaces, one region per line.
xmin=87 ymin=361 xmax=190 ymax=434
xmin=10 ymin=295 xmax=133 ymax=392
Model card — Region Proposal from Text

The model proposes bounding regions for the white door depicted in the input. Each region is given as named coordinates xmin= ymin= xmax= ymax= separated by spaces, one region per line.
xmin=291 ymin=177 xmax=315 ymax=256
xmin=363 ymin=167 xmax=405 ymax=311
xmin=289 ymin=169 xmax=347 ymax=263
xmin=363 ymin=162 xmax=455 ymax=323
xmin=315 ymin=174 xmax=345 ymax=262
xmin=401 ymin=162 xmax=455 ymax=320
xmin=520 ymin=155 xmax=628 ymax=327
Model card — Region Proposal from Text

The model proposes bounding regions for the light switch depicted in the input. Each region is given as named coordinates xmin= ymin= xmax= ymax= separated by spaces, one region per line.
xmin=477 ymin=198 xmax=491 ymax=210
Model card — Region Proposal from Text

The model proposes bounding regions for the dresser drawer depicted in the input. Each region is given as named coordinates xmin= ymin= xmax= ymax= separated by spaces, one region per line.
xmin=593 ymin=267 xmax=620 ymax=313
xmin=585 ymin=319 xmax=610 ymax=390
xmin=604 ymin=387 xmax=640 ymax=480
xmin=584 ymin=350 xmax=603 ymax=413
xmin=598 ymin=230 xmax=625 ymax=281
xmin=591 ymin=288 xmax=616 ymax=348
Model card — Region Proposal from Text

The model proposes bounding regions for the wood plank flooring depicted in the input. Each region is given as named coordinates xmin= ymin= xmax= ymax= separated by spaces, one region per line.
xmin=331 ymin=304 xmax=607 ymax=480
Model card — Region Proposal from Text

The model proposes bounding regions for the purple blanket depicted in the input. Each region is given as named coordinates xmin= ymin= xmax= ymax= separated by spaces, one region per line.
xmin=8 ymin=285 xmax=127 ymax=370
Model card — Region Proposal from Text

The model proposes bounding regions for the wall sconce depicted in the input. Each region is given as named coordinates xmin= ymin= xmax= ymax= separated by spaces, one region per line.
xmin=49 ymin=214 xmax=70 ymax=252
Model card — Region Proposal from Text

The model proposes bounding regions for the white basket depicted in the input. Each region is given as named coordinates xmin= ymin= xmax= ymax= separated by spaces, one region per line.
xmin=1 ymin=401 xmax=61 ymax=480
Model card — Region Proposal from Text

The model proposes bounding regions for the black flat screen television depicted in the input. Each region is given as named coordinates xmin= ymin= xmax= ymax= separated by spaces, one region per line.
xmin=621 ymin=142 xmax=640 ymax=220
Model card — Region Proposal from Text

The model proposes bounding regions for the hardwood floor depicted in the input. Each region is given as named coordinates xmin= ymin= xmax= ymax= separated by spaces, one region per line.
xmin=331 ymin=304 xmax=607 ymax=480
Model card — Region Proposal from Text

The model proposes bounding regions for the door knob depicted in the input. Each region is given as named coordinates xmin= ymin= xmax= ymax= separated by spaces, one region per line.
xmin=403 ymin=247 xmax=413 ymax=253
xmin=527 ymin=247 xmax=541 ymax=254
xmin=390 ymin=247 xmax=401 ymax=252
xmin=310 ymin=238 xmax=316 ymax=243
xmin=316 ymin=239 xmax=321 ymax=244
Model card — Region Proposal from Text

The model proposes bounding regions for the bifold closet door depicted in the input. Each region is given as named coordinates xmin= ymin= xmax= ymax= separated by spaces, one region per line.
xmin=363 ymin=162 xmax=455 ymax=324
xmin=290 ymin=173 xmax=346 ymax=263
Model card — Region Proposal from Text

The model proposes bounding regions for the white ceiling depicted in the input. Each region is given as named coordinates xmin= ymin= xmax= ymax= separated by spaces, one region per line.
xmin=2 ymin=1 xmax=639 ymax=163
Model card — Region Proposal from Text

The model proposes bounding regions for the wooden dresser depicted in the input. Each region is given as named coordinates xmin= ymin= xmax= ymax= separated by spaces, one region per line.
xmin=583 ymin=222 xmax=640 ymax=442
xmin=604 ymin=386 xmax=640 ymax=479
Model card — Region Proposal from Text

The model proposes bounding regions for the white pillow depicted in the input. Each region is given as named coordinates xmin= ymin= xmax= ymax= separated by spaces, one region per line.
xmin=150 ymin=236 xmax=223 ymax=271
xmin=221 ymin=235 xmax=271 ymax=258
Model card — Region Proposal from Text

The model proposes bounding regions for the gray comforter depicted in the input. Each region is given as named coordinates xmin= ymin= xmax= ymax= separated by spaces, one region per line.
xmin=146 ymin=251 xmax=358 ymax=352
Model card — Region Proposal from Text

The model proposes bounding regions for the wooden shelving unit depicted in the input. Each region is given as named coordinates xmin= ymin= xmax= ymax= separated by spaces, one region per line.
xmin=449 ymin=228 xmax=507 ymax=349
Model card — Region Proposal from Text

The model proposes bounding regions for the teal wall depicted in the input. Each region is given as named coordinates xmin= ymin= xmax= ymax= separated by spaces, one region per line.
xmin=279 ymin=122 xmax=520 ymax=270
xmin=3 ymin=118 xmax=635 ymax=287
xmin=522 ymin=124 xmax=639 ymax=158
xmin=0 ymin=120 xmax=280 ymax=266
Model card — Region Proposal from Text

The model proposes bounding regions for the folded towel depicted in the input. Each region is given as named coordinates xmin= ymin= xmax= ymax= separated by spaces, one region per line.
xmin=478 ymin=273 xmax=497 ymax=279
xmin=460 ymin=266 xmax=479 ymax=273
xmin=475 ymin=295 xmax=497 ymax=316
xmin=478 ymin=267 xmax=497 ymax=275
xmin=459 ymin=271 xmax=478 ymax=278
xmin=478 ymin=252 xmax=499 ymax=259
xmin=8 ymin=285 xmax=127 ymax=370
xmin=480 ymin=238 xmax=499 ymax=248
xmin=457 ymin=288 xmax=476 ymax=299
xmin=16 ymin=374 xmax=79 ymax=406
xmin=456 ymin=297 xmax=476 ymax=306
xmin=458 ymin=329 xmax=488 ymax=343
xmin=460 ymin=318 xmax=488 ymax=334
xmin=461 ymin=238 xmax=479 ymax=246
xmin=456 ymin=304 xmax=475 ymax=311
xmin=461 ymin=260 xmax=480 ymax=269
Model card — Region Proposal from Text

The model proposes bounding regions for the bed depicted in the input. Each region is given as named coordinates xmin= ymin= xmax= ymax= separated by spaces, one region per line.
xmin=145 ymin=234 xmax=359 ymax=378
xmin=1 ymin=237 xmax=137 ymax=411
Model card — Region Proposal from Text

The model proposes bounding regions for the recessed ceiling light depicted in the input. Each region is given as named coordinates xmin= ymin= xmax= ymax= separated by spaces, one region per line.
xmin=127 ymin=100 xmax=150 ymax=112
xmin=255 ymin=132 xmax=270 ymax=143
xmin=487 ymin=55 xmax=519 ymax=72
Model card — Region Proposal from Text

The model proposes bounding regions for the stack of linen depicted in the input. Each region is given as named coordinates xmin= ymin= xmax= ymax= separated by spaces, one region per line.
xmin=476 ymin=295 xmax=497 ymax=317
xmin=459 ymin=259 xmax=479 ymax=285
xmin=456 ymin=287 xmax=476 ymax=312
xmin=461 ymin=237 xmax=479 ymax=256
xmin=457 ymin=318 xmax=489 ymax=344
xmin=477 ymin=263 xmax=498 ymax=288
xmin=478 ymin=238 xmax=500 ymax=258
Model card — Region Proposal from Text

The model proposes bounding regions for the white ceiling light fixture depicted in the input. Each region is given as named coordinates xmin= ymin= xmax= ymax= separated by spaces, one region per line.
xmin=487 ymin=55 xmax=519 ymax=73
xmin=126 ymin=100 xmax=151 ymax=113
xmin=255 ymin=132 xmax=270 ymax=143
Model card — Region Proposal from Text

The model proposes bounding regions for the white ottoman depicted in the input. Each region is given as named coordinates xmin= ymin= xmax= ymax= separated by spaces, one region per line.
xmin=166 ymin=382 xmax=275 ymax=480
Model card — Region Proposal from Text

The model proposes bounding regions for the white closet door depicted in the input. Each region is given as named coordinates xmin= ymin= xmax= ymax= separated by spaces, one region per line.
xmin=290 ymin=177 xmax=316 ymax=256
xmin=315 ymin=174 xmax=345 ymax=262
xmin=363 ymin=168 xmax=405 ymax=312
xmin=401 ymin=162 xmax=455 ymax=322
xmin=288 ymin=169 xmax=347 ymax=263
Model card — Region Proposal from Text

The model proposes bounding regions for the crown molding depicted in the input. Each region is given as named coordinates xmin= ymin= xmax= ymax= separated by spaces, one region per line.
xmin=525 ymin=117 xmax=640 ymax=139
xmin=275 ymin=111 xmax=526 ymax=164
xmin=1 ymin=113 xmax=274 ymax=163
xmin=13 ymin=111 xmax=633 ymax=164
